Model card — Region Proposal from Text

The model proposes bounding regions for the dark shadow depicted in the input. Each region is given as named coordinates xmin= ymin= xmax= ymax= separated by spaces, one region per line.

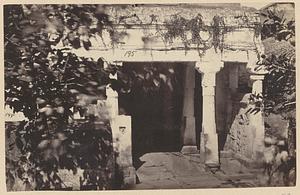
xmin=119 ymin=62 xmax=185 ymax=169
xmin=195 ymin=70 xmax=203 ymax=150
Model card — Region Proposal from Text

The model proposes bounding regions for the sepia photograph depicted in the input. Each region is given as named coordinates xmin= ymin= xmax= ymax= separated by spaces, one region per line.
xmin=2 ymin=1 xmax=297 ymax=191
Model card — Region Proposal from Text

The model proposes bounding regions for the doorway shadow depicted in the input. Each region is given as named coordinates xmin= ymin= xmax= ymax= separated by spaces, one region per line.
xmin=118 ymin=62 xmax=185 ymax=169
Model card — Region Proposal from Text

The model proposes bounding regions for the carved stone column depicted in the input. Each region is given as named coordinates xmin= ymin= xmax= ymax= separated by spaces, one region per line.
xmin=196 ymin=56 xmax=223 ymax=168
xmin=201 ymin=72 xmax=220 ymax=168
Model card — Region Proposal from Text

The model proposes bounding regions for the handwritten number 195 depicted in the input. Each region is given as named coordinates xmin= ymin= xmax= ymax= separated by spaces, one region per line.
xmin=124 ymin=51 xmax=136 ymax=57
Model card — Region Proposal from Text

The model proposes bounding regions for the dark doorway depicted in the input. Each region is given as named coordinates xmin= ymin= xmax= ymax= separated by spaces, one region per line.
xmin=118 ymin=62 xmax=185 ymax=168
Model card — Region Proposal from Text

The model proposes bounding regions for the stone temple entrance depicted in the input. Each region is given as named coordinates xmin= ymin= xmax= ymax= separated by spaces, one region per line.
xmin=118 ymin=62 xmax=203 ymax=168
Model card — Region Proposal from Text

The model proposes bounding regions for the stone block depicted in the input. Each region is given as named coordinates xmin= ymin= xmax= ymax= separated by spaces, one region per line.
xmin=123 ymin=166 xmax=136 ymax=187
xmin=181 ymin=145 xmax=198 ymax=154
xmin=111 ymin=115 xmax=136 ymax=187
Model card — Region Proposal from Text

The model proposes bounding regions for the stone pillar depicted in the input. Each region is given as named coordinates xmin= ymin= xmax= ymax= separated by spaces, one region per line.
xmin=201 ymin=72 xmax=220 ymax=168
xmin=106 ymin=62 xmax=136 ymax=187
xmin=181 ymin=64 xmax=197 ymax=154
xmin=249 ymin=74 xmax=265 ymax=161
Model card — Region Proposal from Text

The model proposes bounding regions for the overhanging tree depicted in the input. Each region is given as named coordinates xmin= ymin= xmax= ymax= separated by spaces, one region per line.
xmin=258 ymin=7 xmax=296 ymax=185
xmin=4 ymin=4 xmax=119 ymax=190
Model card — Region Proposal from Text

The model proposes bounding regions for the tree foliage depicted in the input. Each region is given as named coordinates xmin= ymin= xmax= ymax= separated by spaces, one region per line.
xmin=260 ymin=8 xmax=295 ymax=45
xmin=4 ymin=4 xmax=197 ymax=190
xmin=258 ymin=5 xmax=296 ymax=186
xmin=259 ymin=7 xmax=295 ymax=121
xmin=4 ymin=4 xmax=119 ymax=190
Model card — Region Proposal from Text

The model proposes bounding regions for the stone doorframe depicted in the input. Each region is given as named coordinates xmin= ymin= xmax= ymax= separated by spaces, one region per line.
xmin=74 ymin=46 xmax=265 ymax=182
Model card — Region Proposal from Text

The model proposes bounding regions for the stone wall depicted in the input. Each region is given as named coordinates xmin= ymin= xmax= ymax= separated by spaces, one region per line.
xmin=219 ymin=63 xmax=259 ymax=160
xmin=223 ymin=94 xmax=256 ymax=159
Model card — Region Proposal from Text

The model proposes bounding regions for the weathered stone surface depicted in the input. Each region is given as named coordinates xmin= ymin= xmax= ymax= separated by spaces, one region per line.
xmin=103 ymin=4 xmax=259 ymax=26
xmin=181 ymin=145 xmax=198 ymax=154
xmin=224 ymin=101 xmax=256 ymax=159
xmin=133 ymin=152 xmax=262 ymax=189
xmin=111 ymin=115 xmax=136 ymax=186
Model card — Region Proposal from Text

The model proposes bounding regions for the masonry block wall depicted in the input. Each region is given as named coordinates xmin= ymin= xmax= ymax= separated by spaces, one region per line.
xmin=221 ymin=63 xmax=262 ymax=161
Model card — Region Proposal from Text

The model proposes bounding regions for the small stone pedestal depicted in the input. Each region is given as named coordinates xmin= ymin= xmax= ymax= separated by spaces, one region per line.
xmin=111 ymin=115 xmax=136 ymax=188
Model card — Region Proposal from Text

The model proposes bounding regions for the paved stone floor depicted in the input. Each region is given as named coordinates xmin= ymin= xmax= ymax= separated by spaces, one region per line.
xmin=132 ymin=152 xmax=263 ymax=189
